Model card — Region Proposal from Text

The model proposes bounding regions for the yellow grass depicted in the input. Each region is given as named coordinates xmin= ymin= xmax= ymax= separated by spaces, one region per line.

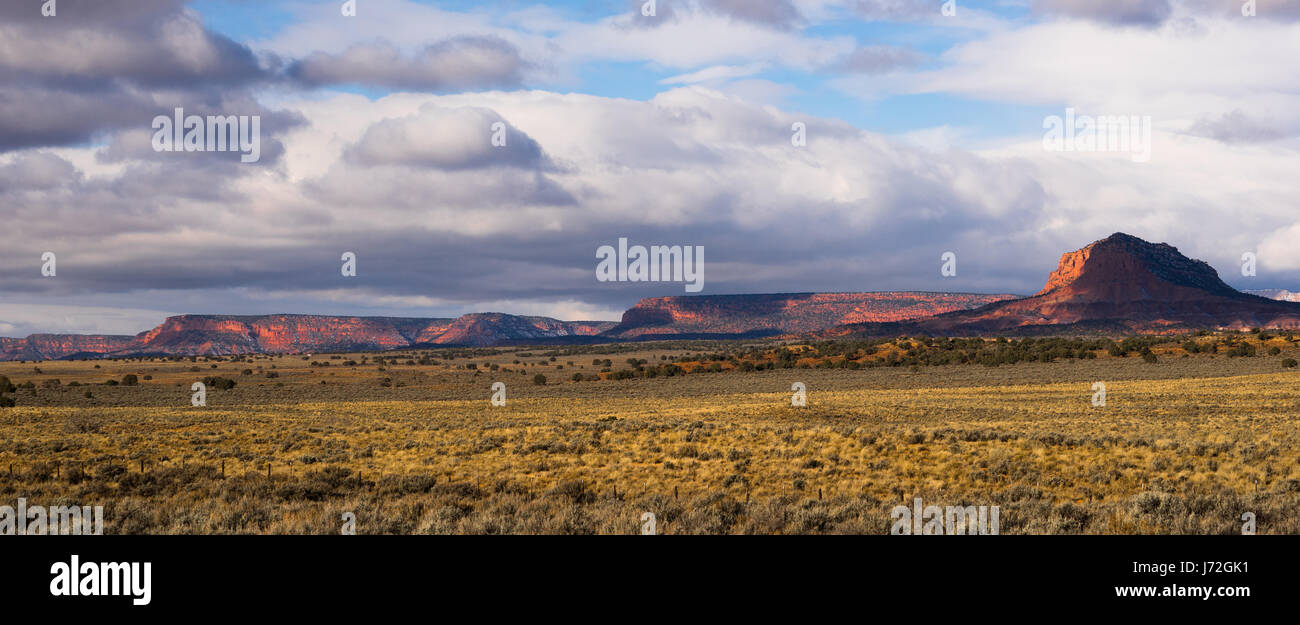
xmin=1 ymin=345 xmax=1297 ymax=534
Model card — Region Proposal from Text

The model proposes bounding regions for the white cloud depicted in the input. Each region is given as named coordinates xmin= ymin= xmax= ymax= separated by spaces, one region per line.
xmin=7 ymin=1 xmax=1300 ymax=335
xmin=659 ymin=63 xmax=768 ymax=85
xmin=901 ymin=14 xmax=1300 ymax=133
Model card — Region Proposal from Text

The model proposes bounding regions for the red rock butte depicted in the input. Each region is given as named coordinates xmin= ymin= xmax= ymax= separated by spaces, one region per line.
xmin=825 ymin=233 xmax=1300 ymax=337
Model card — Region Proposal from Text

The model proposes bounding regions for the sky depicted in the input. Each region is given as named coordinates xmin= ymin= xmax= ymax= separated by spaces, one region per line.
xmin=2 ymin=0 xmax=1300 ymax=336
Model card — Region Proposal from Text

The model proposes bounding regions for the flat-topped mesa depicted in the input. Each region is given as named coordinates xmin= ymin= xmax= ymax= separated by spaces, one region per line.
xmin=1035 ymin=232 xmax=1238 ymax=299
xmin=606 ymin=292 xmax=1019 ymax=339
xmin=133 ymin=314 xmax=435 ymax=355
xmin=0 ymin=293 xmax=1018 ymax=359
xmin=0 ymin=313 xmax=618 ymax=360
xmin=0 ymin=334 xmax=136 ymax=361
xmin=430 ymin=313 xmax=615 ymax=346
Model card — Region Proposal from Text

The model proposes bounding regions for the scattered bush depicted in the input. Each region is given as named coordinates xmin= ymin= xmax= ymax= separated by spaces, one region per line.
xmin=201 ymin=376 xmax=237 ymax=391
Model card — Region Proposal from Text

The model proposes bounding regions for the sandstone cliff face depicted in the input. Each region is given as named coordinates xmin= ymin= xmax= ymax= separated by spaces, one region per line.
xmin=0 ymin=334 xmax=136 ymax=360
xmin=131 ymin=315 xmax=438 ymax=355
xmin=1034 ymin=233 xmax=1238 ymax=299
xmin=828 ymin=233 xmax=1300 ymax=337
xmin=0 ymin=314 xmax=616 ymax=360
xmin=606 ymin=292 xmax=1018 ymax=338
xmin=430 ymin=313 xmax=615 ymax=346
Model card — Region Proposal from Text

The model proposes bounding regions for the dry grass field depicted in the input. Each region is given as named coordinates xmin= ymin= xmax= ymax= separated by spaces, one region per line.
xmin=1 ymin=333 xmax=1298 ymax=534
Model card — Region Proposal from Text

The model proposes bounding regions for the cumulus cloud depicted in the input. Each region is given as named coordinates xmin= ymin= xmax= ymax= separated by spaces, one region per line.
xmin=344 ymin=105 xmax=548 ymax=170
xmin=0 ymin=7 xmax=268 ymax=88
xmin=830 ymin=45 xmax=923 ymax=74
xmin=1028 ymin=1 xmax=1300 ymax=26
xmin=10 ymin=80 xmax=1300 ymax=329
xmin=1031 ymin=0 xmax=1173 ymax=26
xmin=1259 ymin=223 xmax=1300 ymax=271
xmin=1186 ymin=110 xmax=1294 ymax=144
xmin=851 ymin=0 xmax=942 ymax=21
xmin=287 ymin=36 xmax=529 ymax=90
xmin=899 ymin=15 xmax=1300 ymax=137
xmin=699 ymin=0 xmax=804 ymax=30
xmin=0 ymin=152 xmax=80 ymax=190
xmin=1183 ymin=0 xmax=1300 ymax=21
xmin=0 ymin=0 xmax=272 ymax=152
xmin=0 ymin=87 xmax=1067 ymax=322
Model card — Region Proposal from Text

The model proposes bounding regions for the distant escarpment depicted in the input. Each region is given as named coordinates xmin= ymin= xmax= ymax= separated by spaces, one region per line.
xmin=1246 ymin=289 xmax=1300 ymax=303
xmin=0 ymin=292 xmax=1015 ymax=360
xmin=0 ymin=314 xmax=617 ymax=360
xmin=604 ymin=292 xmax=1019 ymax=339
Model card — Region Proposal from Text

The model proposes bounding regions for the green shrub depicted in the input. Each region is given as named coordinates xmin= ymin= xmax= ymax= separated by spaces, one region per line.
xmin=1284 ymin=359 xmax=1298 ymax=369
xmin=533 ymin=374 xmax=547 ymax=386
xmin=121 ymin=374 xmax=139 ymax=386
xmin=1227 ymin=343 xmax=1256 ymax=358
xmin=201 ymin=376 xmax=237 ymax=391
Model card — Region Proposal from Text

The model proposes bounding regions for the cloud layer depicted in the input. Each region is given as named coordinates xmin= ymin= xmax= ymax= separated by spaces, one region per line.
xmin=2 ymin=0 xmax=1300 ymax=336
